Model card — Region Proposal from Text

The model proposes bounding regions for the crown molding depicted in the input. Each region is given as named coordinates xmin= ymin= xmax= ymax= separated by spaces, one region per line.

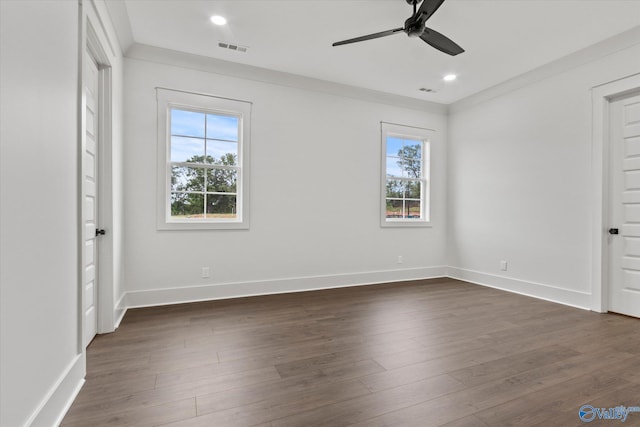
xmin=449 ymin=25 xmax=640 ymax=114
xmin=125 ymin=43 xmax=448 ymax=114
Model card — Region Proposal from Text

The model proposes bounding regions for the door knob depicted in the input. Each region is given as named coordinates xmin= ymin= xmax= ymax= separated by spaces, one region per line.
xmin=95 ymin=229 xmax=106 ymax=236
xmin=609 ymin=228 xmax=619 ymax=235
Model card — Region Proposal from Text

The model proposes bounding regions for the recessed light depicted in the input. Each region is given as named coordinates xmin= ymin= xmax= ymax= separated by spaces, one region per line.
xmin=443 ymin=74 xmax=457 ymax=82
xmin=210 ymin=15 xmax=227 ymax=26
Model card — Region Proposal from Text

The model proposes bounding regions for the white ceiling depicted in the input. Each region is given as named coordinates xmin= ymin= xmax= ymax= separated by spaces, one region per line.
xmin=119 ymin=0 xmax=640 ymax=104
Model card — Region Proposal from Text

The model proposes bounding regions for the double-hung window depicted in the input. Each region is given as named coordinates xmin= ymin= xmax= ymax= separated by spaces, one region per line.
xmin=381 ymin=122 xmax=431 ymax=227
xmin=157 ymin=89 xmax=251 ymax=230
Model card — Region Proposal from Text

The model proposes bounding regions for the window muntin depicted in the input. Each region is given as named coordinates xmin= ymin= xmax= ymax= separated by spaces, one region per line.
xmin=157 ymin=89 xmax=251 ymax=230
xmin=385 ymin=136 xmax=424 ymax=219
xmin=381 ymin=122 xmax=431 ymax=227
xmin=168 ymin=109 xmax=240 ymax=220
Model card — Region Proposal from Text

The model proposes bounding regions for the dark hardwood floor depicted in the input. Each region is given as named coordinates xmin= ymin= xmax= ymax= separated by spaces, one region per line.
xmin=62 ymin=278 xmax=640 ymax=426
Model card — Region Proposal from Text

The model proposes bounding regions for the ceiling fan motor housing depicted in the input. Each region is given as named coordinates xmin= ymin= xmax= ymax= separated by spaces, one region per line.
xmin=404 ymin=15 xmax=425 ymax=37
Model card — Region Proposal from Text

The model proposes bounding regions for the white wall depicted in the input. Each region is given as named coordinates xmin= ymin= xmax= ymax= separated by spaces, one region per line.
xmin=0 ymin=2 xmax=82 ymax=426
xmin=0 ymin=1 xmax=125 ymax=424
xmin=448 ymin=42 xmax=640 ymax=308
xmin=123 ymin=53 xmax=448 ymax=305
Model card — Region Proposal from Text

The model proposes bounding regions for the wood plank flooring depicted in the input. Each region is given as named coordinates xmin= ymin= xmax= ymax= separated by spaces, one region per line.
xmin=62 ymin=278 xmax=640 ymax=426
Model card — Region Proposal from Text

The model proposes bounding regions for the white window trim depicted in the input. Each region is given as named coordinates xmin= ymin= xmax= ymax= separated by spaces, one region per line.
xmin=156 ymin=88 xmax=251 ymax=230
xmin=380 ymin=121 xmax=432 ymax=228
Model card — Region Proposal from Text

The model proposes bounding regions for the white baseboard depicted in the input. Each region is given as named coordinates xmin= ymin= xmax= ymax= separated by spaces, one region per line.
xmin=26 ymin=353 xmax=85 ymax=427
xmin=124 ymin=266 xmax=448 ymax=308
xmin=121 ymin=265 xmax=593 ymax=313
xmin=447 ymin=266 xmax=592 ymax=310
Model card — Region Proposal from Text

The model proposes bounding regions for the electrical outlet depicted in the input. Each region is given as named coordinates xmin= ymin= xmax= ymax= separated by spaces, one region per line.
xmin=397 ymin=256 xmax=404 ymax=264
xmin=500 ymin=260 xmax=508 ymax=271
xmin=201 ymin=267 xmax=210 ymax=278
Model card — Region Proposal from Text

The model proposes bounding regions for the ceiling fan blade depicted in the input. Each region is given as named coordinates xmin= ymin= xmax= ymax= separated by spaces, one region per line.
xmin=416 ymin=0 xmax=446 ymax=21
xmin=332 ymin=27 xmax=404 ymax=47
xmin=419 ymin=27 xmax=464 ymax=56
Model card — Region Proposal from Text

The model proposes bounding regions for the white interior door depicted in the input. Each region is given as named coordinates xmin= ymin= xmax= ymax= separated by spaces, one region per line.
xmin=608 ymin=92 xmax=640 ymax=318
xmin=83 ymin=49 xmax=100 ymax=346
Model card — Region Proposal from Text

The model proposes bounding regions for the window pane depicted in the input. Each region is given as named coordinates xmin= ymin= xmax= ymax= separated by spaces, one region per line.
xmin=206 ymin=114 xmax=238 ymax=141
xmin=206 ymin=140 xmax=238 ymax=165
xmin=206 ymin=194 xmax=237 ymax=218
xmin=171 ymin=192 xmax=204 ymax=218
xmin=386 ymin=137 xmax=403 ymax=157
xmin=207 ymin=168 xmax=237 ymax=193
xmin=402 ymin=140 xmax=422 ymax=159
xmin=403 ymin=157 xmax=421 ymax=178
xmin=171 ymin=109 xmax=205 ymax=138
xmin=386 ymin=179 xmax=404 ymax=198
xmin=171 ymin=166 xmax=204 ymax=192
xmin=386 ymin=157 xmax=403 ymax=178
xmin=406 ymin=181 xmax=421 ymax=199
xmin=406 ymin=200 xmax=421 ymax=219
xmin=386 ymin=199 xmax=403 ymax=219
xmin=171 ymin=136 xmax=205 ymax=162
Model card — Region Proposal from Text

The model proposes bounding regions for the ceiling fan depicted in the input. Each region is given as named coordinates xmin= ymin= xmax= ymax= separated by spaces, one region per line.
xmin=332 ymin=0 xmax=464 ymax=56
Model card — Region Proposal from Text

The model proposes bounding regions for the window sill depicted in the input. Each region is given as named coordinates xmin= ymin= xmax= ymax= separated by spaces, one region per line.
xmin=381 ymin=220 xmax=432 ymax=228
xmin=157 ymin=220 xmax=249 ymax=231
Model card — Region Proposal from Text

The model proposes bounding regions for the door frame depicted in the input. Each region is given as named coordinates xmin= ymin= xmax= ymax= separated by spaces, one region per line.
xmin=78 ymin=1 xmax=116 ymax=353
xmin=591 ymin=72 xmax=640 ymax=313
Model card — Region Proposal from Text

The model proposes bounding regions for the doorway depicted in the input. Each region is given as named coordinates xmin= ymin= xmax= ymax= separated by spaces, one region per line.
xmin=83 ymin=47 xmax=100 ymax=346
xmin=591 ymin=72 xmax=640 ymax=314
xmin=80 ymin=15 xmax=115 ymax=348
xmin=607 ymin=92 xmax=640 ymax=318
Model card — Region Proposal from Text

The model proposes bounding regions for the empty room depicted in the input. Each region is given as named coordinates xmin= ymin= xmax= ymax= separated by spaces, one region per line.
xmin=2 ymin=0 xmax=640 ymax=426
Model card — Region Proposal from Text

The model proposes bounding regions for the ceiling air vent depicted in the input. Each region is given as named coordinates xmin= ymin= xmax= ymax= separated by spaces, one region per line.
xmin=218 ymin=41 xmax=248 ymax=53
